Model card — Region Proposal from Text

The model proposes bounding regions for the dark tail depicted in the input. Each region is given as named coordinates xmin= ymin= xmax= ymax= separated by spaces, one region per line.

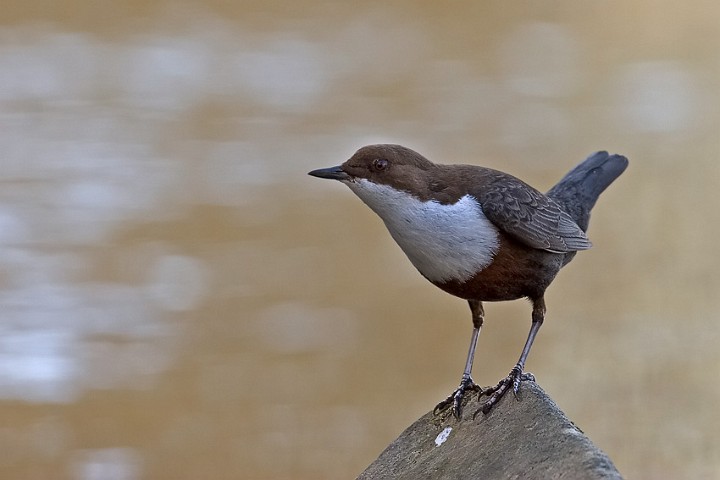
xmin=547 ymin=151 xmax=628 ymax=265
xmin=547 ymin=151 xmax=628 ymax=231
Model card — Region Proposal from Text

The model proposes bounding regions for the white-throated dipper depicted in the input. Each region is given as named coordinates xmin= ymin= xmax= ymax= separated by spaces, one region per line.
xmin=309 ymin=145 xmax=628 ymax=419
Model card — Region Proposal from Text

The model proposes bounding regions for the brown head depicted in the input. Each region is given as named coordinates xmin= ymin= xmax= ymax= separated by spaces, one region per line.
xmin=308 ymin=144 xmax=443 ymax=199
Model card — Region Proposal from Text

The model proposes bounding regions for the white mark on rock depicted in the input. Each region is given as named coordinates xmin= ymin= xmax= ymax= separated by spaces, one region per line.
xmin=434 ymin=427 xmax=452 ymax=447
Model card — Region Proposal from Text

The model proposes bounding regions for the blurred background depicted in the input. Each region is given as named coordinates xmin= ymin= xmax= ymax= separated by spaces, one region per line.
xmin=0 ymin=1 xmax=718 ymax=479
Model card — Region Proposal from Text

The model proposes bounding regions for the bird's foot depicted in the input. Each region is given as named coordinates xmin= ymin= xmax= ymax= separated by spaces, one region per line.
xmin=473 ymin=364 xmax=535 ymax=418
xmin=433 ymin=375 xmax=482 ymax=420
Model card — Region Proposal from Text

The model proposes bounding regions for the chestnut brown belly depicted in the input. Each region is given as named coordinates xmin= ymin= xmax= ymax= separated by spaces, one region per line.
xmin=432 ymin=235 xmax=565 ymax=302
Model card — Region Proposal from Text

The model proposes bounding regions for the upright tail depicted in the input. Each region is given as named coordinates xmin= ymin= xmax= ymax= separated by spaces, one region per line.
xmin=547 ymin=151 xmax=628 ymax=265
xmin=547 ymin=151 xmax=628 ymax=231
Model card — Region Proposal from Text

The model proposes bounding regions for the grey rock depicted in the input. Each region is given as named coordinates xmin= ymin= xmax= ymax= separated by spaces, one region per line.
xmin=357 ymin=382 xmax=622 ymax=480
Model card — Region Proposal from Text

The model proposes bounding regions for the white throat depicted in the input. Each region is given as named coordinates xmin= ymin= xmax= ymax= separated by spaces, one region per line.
xmin=346 ymin=179 xmax=499 ymax=283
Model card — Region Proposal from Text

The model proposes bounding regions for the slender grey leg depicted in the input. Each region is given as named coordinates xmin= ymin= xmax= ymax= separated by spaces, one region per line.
xmin=461 ymin=325 xmax=480 ymax=381
xmin=474 ymin=297 xmax=545 ymax=417
xmin=434 ymin=300 xmax=484 ymax=419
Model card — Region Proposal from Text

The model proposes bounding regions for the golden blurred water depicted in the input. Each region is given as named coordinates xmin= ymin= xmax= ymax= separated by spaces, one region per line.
xmin=0 ymin=2 xmax=719 ymax=479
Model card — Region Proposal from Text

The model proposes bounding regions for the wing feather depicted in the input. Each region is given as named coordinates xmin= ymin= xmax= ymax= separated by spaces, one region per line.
xmin=475 ymin=173 xmax=591 ymax=253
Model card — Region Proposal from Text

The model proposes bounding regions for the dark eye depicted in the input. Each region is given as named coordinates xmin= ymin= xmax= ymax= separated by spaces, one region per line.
xmin=371 ymin=158 xmax=388 ymax=172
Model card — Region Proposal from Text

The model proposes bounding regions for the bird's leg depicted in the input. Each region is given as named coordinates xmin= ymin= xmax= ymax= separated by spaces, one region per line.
xmin=434 ymin=300 xmax=484 ymax=419
xmin=474 ymin=297 xmax=545 ymax=418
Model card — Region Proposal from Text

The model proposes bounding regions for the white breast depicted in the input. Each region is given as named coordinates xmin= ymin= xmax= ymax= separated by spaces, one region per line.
xmin=346 ymin=179 xmax=500 ymax=283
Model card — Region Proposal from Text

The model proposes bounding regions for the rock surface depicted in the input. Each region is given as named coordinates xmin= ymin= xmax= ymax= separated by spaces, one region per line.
xmin=357 ymin=382 xmax=622 ymax=480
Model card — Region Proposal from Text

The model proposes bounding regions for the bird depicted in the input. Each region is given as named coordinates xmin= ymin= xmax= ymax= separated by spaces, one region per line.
xmin=308 ymin=144 xmax=628 ymax=419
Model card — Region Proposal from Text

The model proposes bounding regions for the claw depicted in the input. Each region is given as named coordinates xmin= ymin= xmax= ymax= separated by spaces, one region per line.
xmin=434 ymin=375 xmax=482 ymax=419
xmin=472 ymin=365 xmax=535 ymax=418
xmin=513 ymin=372 xmax=535 ymax=396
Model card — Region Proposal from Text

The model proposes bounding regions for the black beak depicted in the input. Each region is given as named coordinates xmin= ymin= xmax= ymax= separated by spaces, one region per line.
xmin=308 ymin=165 xmax=351 ymax=181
